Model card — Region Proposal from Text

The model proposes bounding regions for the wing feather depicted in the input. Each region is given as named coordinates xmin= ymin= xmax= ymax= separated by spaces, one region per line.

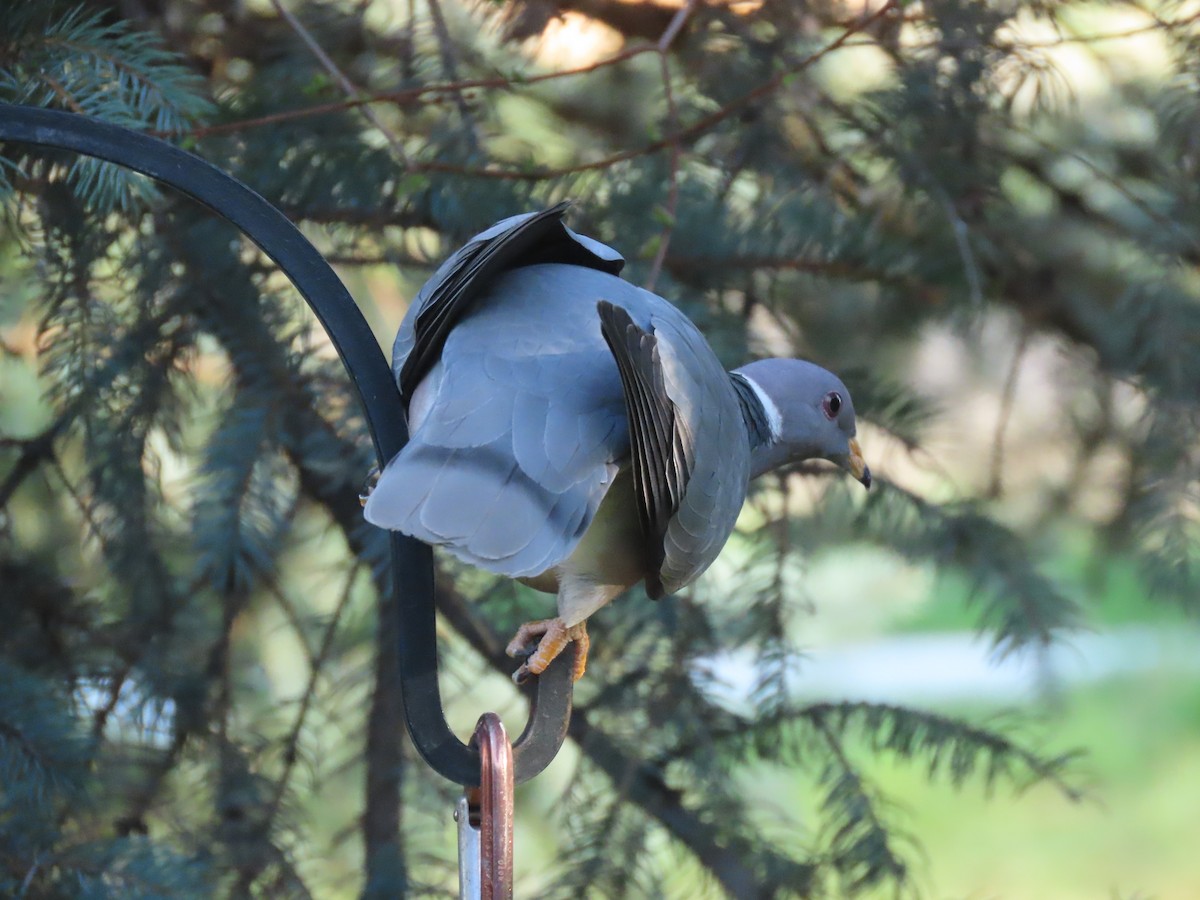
xmin=395 ymin=203 xmax=624 ymax=405
xmin=652 ymin=318 xmax=752 ymax=592
xmin=596 ymin=300 xmax=692 ymax=597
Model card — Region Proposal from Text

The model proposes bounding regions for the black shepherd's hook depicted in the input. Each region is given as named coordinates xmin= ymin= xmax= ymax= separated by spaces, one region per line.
xmin=0 ymin=104 xmax=574 ymax=786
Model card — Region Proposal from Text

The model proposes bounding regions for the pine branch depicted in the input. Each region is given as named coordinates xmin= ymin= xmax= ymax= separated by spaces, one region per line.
xmin=148 ymin=215 xmax=406 ymax=892
xmin=799 ymin=702 xmax=1081 ymax=800
xmin=1128 ymin=407 xmax=1200 ymax=610
xmin=810 ymin=714 xmax=909 ymax=895
xmin=0 ymin=422 xmax=63 ymax=510
xmin=175 ymin=45 xmax=658 ymax=140
xmin=264 ymin=565 xmax=361 ymax=828
xmin=44 ymin=837 xmax=215 ymax=897
xmin=2 ymin=0 xmax=212 ymax=213
xmin=330 ymin=0 xmax=900 ymax=182
xmin=267 ymin=0 xmax=411 ymax=167
xmin=0 ymin=661 xmax=92 ymax=873
xmin=193 ymin=400 xmax=297 ymax=598
xmin=838 ymin=479 xmax=1081 ymax=656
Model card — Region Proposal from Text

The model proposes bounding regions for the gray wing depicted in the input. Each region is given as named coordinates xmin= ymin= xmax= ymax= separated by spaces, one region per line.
xmin=394 ymin=203 xmax=624 ymax=406
xmin=651 ymin=313 xmax=752 ymax=593
xmin=364 ymin=265 xmax=630 ymax=578
xmin=597 ymin=300 xmax=752 ymax=597
xmin=597 ymin=300 xmax=689 ymax=597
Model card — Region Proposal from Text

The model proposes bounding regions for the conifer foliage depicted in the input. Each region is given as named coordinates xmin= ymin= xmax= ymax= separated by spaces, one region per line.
xmin=2 ymin=0 xmax=1197 ymax=896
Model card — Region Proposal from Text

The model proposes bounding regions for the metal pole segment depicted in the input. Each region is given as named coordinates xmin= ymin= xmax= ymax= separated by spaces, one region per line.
xmin=0 ymin=103 xmax=573 ymax=786
xmin=454 ymin=795 xmax=482 ymax=899
xmin=474 ymin=713 xmax=514 ymax=899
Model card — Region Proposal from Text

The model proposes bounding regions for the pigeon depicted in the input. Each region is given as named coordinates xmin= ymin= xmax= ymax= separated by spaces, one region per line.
xmin=363 ymin=203 xmax=869 ymax=682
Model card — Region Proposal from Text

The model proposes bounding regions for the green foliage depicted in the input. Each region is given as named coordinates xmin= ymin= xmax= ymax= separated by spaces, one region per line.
xmin=859 ymin=482 xmax=1082 ymax=655
xmin=193 ymin=401 xmax=296 ymax=597
xmin=0 ymin=0 xmax=212 ymax=211
xmin=1 ymin=0 xmax=1197 ymax=897
xmin=0 ymin=661 xmax=92 ymax=859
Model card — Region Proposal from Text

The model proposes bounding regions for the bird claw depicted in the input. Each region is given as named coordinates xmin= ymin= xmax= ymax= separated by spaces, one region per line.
xmin=507 ymin=641 xmax=538 ymax=683
xmin=504 ymin=618 xmax=589 ymax=683
xmin=358 ymin=466 xmax=381 ymax=507
xmin=505 ymin=618 xmax=554 ymax=660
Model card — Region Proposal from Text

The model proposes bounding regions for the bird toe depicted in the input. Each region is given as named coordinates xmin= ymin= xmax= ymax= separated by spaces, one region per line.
xmin=357 ymin=466 xmax=380 ymax=507
xmin=505 ymin=618 xmax=555 ymax=658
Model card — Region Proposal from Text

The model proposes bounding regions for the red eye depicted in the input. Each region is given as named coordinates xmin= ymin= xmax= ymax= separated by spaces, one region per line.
xmin=822 ymin=391 xmax=842 ymax=419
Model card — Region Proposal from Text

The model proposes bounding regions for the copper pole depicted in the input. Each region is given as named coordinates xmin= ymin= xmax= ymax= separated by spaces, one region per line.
xmin=473 ymin=713 xmax=514 ymax=899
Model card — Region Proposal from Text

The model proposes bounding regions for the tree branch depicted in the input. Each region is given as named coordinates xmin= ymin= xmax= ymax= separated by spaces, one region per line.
xmin=0 ymin=424 xmax=62 ymax=510
xmin=643 ymin=0 xmax=700 ymax=291
xmin=268 ymin=0 xmax=410 ymax=166
xmin=425 ymin=0 xmax=481 ymax=156
xmin=184 ymin=0 xmax=895 ymax=187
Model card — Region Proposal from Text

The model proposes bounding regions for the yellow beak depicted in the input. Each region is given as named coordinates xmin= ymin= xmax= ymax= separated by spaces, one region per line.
xmin=848 ymin=438 xmax=871 ymax=489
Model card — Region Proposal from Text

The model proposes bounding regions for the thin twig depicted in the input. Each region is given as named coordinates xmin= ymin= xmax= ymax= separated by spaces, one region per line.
xmin=644 ymin=0 xmax=700 ymax=291
xmin=268 ymin=0 xmax=410 ymax=166
xmin=175 ymin=45 xmax=660 ymax=140
xmin=170 ymin=6 xmax=1199 ymax=142
xmin=47 ymin=456 xmax=109 ymax=555
xmin=0 ymin=422 xmax=64 ymax=509
xmin=657 ymin=0 xmax=699 ymax=52
xmin=322 ymin=251 xmax=436 ymax=268
xmin=934 ymin=187 xmax=985 ymax=306
xmin=263 ymin=564 xmax=361 ymax=830
xmin=988 ymin=324 xmax=1030 ymax=498
xmin=425 ymin=0 xmax=480 ymax=155
xmin=266 ymin=579 xmax=318 ymax=666
xmin=90 ymin=663 xmax=131 ymax=740
xmin=186 ymin=0 xmax=892 ymax=185
xmin=413 ymin=0 xmax=894 ymax=181
xmin=41 ymin=74 xmax=86 ymax=115
xmin=1018 ymin=128 xmax=1200 ymax=256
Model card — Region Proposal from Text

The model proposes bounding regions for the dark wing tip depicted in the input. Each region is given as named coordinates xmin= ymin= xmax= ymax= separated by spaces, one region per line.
xmin=398 ymin=203 xmax=576 ymax=405
xmin=597 ymin=299 xmax=691 ymax=595
xmin=595 ymin=299 xmax=625 ymax=330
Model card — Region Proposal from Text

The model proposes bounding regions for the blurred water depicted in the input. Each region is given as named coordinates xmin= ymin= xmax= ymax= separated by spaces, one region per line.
xmin=698 ymin=626 xmax=1200 ymax=707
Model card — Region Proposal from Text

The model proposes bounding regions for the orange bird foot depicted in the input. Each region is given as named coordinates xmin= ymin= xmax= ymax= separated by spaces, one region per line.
xmin=358 ymin=466 xmax=380 ymax=508
xmin=506 ymin=618 xmax=589 ymax=684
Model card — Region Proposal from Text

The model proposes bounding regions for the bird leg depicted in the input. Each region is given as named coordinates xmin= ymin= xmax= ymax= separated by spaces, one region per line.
xmin=358 ymin=465 xmax=380 ymax=507
xmin=506 ymin=618 xmax=589 ymax=684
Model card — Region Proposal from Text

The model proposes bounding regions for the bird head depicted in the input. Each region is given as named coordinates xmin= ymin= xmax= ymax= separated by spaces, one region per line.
xmin=733 ymin=358 xmax=871 ymax=488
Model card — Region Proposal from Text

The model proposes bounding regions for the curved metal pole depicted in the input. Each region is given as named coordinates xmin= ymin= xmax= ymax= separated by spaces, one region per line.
xmin=0 ymin=103 xmax=572 ymax=785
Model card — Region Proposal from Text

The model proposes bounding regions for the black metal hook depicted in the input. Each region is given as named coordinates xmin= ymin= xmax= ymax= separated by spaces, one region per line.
xmin=0 ymin=103 xmax=573 ymax=786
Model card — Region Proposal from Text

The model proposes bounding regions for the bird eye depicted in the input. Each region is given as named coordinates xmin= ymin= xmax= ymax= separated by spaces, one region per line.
xmin=822 ymin=391 xmax=842 ymax=419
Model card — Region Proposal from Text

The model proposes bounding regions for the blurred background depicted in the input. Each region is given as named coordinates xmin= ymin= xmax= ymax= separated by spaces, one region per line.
xmin=2 ymin=0 xmax=1199 ymax=896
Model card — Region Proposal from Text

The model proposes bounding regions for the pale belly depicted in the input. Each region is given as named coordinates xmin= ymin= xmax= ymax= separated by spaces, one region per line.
xmin=516 ymin=469 xmax=649 ymax=623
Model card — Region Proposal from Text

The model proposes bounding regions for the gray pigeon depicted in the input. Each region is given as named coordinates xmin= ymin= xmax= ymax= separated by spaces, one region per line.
xmin=364 ymin=204 xmax=869 ymax=682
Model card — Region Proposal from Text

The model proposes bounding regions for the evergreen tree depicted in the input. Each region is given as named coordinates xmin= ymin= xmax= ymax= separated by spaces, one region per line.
xmin=1 ymin=0 xmax=1195 ymax=895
